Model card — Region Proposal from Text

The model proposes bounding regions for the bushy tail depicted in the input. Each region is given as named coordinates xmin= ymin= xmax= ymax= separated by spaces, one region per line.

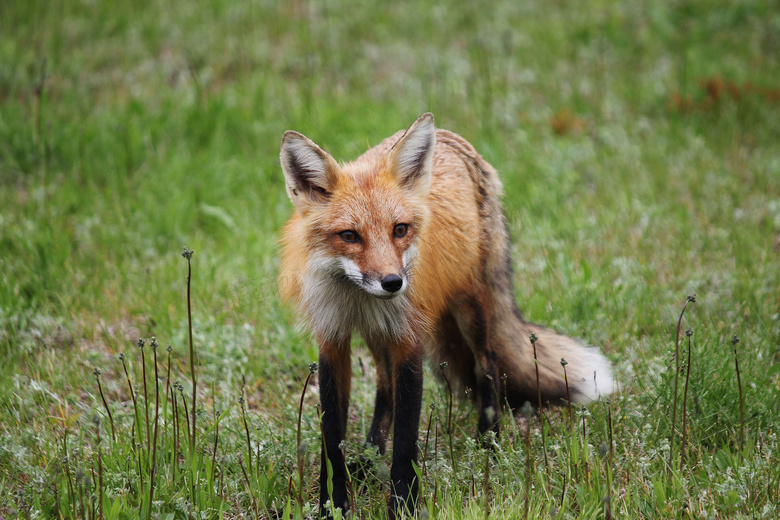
xmin=496 ymin=320 xmax=614 ymax=410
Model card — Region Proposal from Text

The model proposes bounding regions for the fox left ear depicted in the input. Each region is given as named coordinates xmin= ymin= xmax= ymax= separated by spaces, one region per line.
xmin=388 ymin=113 xmax=436 ymax=195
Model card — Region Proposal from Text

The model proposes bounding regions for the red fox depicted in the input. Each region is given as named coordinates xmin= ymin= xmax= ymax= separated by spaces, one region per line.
xmin=279 ymin=113 xmax=614 ymax=518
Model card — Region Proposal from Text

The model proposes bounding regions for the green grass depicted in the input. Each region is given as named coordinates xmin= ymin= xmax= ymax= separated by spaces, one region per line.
xmin=1 ymin=0 xmax=779 ymax=518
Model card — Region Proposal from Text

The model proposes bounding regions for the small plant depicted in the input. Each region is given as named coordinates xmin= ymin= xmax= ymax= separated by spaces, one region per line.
xmin=137 ymin=337 xmax=151 ymax=456
xmin=93 ymin=367 xmax=116 ymax=442
xmin=669 ymin=294 xmax=696 ymax=473
xmin=296 ymin=362 xmax=318 ymax=513
xmin=561 ymin=358 xmax=573 ymax=425
xmin=530 ymin=333 xmax=549 ymax=469
xmin=147 ymin=337 xmax=161 ymax=520
xmin=439 ymin=361 xmax=459 ymax=477
xmin=521 ymin=401 xmax=533 ymax=520
xmin=182 ymin=246 xmax=197 ymax=451
xmin=680 ymin=328 xmax=693 ymax=470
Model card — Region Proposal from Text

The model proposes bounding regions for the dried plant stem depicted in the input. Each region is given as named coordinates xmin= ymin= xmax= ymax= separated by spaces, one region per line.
xmin=182 ymin=247 xmax=197 ymax=451
xmin=62 ymin=429 xmax=76 ymax=519
xmin=581 ymin=406 xmax=589 ymax=480
xmin=140 ymin=342 xmax=151 ymax=456
xmin=132 ymin=422 xmax=144 ymax=507
xmin=94 ymin=371 xmax=116 ymax=442
xmin=422 ymin=403 xmax=436 ymax=478
xmin=164 ymin=347 xmax=172 ymax=457
xmin=521 ymin=402 xmax=533 ymax=520
xmin=561 ymin=359 xmax=573 ymax=425
xmin=531 ymin=334 xmax=549 ymax=469
xmin=147 ymin=345 xmax=161 ymax=520
xmin=240 ymin=397 xmax=253 ymax=475
xmin=238 ymin=457 xmax=258 ymax=517
xmin=96 ymin=420 xmax=103 ymax=520
xmin=211 ymin=412 xmax=221 ymax=486
xmin=180 ymin=389 xmax=190 ymax=439
xmin=296 ymin=364 xmax=317 ymax=511
xmin=171 ymin=390 xmax=179 ymax=483
xmin=732 ymin=335 xmax=745 ymax=455
xmin=483 ymin=432 xmax=491 ymax=520
xmin=680 ymin=330 xmax=693 ymax=471
xmin=669 ymin=294 xmax=695 ymax=474
xmin=120 ymin=355 xmax=141 ymax=446
xmin=607 ymin=398 xmax=614 ymax=463
xmin=439 ymin=363 xmax=459 ymax=477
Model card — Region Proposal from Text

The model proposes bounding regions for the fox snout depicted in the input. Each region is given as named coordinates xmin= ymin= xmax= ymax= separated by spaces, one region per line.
xmin=365 ymin=270 xmax=407 ymax=299
xmin=338 ymin=257 xmax=408 ymax=299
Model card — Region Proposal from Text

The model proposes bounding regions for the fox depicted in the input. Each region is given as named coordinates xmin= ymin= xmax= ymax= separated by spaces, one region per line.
xmin=278 ymin=113 xmax=614 ymax=518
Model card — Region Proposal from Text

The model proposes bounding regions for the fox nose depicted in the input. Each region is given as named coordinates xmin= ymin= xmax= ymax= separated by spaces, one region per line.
xmin=381 ymin=274 xmax=403 ymax=293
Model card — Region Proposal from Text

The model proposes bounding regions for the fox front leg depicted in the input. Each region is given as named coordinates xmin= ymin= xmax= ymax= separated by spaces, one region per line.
xmin=388 ymin=346 xmax=423 ymax=518
xmin=318 ymin=339 xmax=352 ymax=517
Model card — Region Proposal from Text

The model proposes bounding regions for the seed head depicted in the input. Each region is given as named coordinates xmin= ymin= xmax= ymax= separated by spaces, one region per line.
xmin=166 ymin=344 xmax=172 ymax=353
xmin=93 ymin=367 xmax=101 ymax=378
xmin=136 ymin=338 xmax=145 ymax=349
xmin=308 ymin=362 xmax=319 ymax=375
xmin=687 ymin=294 xmax=696 ymax=303
xmin=181 ymin=247 xmax=194 ymax=260
xmin=530 ymin=333 xmax=538 ymax=344
xmin=439 ymin=361 xmax=448 ymax=370
xmin=685 ymin=328 xmax=693 ymax=337
xmin=150 ymin=336 xmax=159 ymax=350
xmin=731 ymin=334 xmax=740 ymax=346
xmin=119 ymin=353 xmax=125 ymax=362
xmin=560 ymin=358 xmax=568 ymax=366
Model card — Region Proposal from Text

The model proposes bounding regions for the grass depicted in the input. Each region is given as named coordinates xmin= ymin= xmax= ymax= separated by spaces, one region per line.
xmin=1 ymin=0 xmax=779 ymax=518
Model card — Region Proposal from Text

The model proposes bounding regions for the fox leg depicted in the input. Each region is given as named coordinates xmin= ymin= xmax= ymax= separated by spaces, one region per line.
xmin=451 ymin=295 xmax=500 ymax=441
xmin=365 ymin=345 xmax=393 ymax=453
xmin=388 ymin=342 xmax=423 ymax=519
xmin=347 ymin=343 xmax=393 ymax=481
xmin=318 ymin=337 xmax=352 ymax=517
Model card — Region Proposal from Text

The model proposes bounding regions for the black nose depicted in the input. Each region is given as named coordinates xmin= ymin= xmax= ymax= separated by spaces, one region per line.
xmin=381 ymin=274 xmax=403 ymax=293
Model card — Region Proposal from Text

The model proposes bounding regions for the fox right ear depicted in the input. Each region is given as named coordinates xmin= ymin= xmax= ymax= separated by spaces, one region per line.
xmin=280 ymin=131 xmax=339 ymax=209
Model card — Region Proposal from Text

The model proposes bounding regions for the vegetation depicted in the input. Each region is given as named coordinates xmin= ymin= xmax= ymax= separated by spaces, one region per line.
xmin=1 ymin=0 xmax=778 ymax=518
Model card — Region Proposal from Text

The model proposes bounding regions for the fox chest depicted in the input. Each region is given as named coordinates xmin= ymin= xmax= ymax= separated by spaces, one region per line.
xmin=301 ymin=272 xmax=414 ymax=342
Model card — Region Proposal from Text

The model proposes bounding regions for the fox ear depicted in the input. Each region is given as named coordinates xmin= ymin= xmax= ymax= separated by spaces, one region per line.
xmin=280 ymin=131 xmax=340 ymax=209
xmin=388 ymin=113 xmax=436 ymax=195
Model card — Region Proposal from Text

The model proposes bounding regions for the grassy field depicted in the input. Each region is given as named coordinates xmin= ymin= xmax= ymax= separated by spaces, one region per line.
xmin=1 ymin=0 xmax=779 ymax=518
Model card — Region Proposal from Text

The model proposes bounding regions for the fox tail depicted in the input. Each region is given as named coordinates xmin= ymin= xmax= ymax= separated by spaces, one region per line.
xmin=497 ymin=320 xmax=614 ymax=409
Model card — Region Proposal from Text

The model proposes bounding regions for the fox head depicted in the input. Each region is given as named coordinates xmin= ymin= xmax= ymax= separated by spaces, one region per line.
xmin=280 ymin=113 xmax=436 ymax=300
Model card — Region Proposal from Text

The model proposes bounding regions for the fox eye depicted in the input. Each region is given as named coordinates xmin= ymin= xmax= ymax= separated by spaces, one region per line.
xmin=338 ymin=230 xmax=359 ymax=243
xmin=393 ymin=223 xmax=409 ymax=238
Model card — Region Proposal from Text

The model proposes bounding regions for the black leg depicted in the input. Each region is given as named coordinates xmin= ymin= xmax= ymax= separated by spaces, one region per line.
xmin=457 ymin=295 xmax=500 ymax=442
xmin=318 ymin=344 xmax=351 ymax=517
xmin=389 ymin=349 xmax=423 ymax=519
xmin=477 ymin=369 xmax=500 ymax=442
xmin=366 ymin=370 xmax=392 ymax=453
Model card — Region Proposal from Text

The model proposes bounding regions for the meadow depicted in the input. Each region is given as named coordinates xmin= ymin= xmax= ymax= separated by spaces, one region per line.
xmin=1 ymin=0 xmax=779 ymax=518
